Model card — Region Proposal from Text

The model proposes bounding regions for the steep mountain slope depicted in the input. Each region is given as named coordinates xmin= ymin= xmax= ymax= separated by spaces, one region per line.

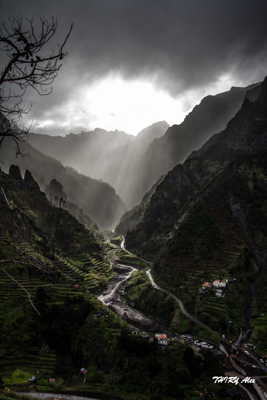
xmin=119 ymin=82 xmax=262 ymax=238
xmin=124 ymin=78 xmax=267 ymax=346
xmin=133 ymin=84 xmax=258 ymax=203
xmin=125 ymin=79 xmax=266 ymax=258
xmin=28 ymin=121 xmax=169 ymax=207
xmin=0 ymin=134 xmax=125 ymax=229
xmin=116 ymin=177 xmax=165 ymax=236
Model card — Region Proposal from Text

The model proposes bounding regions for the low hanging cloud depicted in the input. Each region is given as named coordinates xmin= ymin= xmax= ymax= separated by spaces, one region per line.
xmin=1 ymin=0 xmax=267 ymax=132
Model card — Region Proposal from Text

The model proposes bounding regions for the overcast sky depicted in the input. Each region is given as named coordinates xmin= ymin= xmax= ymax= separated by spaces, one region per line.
xmin=1 ymin=0 xmax=267 ymax=135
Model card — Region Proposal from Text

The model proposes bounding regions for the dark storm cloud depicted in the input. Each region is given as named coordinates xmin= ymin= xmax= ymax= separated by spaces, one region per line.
xmin=1 ymin=0 xmax=267 ymax=120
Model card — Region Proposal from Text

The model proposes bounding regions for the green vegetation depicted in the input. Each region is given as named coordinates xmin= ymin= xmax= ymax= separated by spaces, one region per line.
xmin=117 ymin=253 xmax=150 ymax=269
xmin=0 ymin=393 xmax=40 ymax=400
xmin=135 ymin=156 xmax=267 ymax=346
xmin=0 ymin=169 xmax=121 ymax=385
xmin=124 ymin=271 xmax=176 ymax=326
xmin=123 ymin=80 xmax=267 ymax=359
xmin=0 ymin=167 xmax=228 ymax=400
xmin=3 ymin=369 xmax=32 ymax=385
xmin=2 ymin=79 xmax=267 ymax=397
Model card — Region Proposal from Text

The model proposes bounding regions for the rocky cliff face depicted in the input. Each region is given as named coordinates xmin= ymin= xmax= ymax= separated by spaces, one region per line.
xmin=133 ymin=84 xmax=257 ymax=204
xmin=128 ymin=80 xmax=267 ymax=256
xmin=122 ymin=80 xmax=265 ymax=246
xmin=116 ymin=83 xmax=257 ymax=233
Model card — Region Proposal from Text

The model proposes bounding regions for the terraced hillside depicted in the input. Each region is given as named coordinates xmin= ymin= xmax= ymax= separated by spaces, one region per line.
xmin=0 ymin=167 xmax=125 ymax=379
xmin=0 ymin=169 xmax=210 ymax=400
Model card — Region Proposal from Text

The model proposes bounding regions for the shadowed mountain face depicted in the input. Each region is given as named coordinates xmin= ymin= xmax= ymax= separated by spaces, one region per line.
xmin=133 ymin=84 xmax=258 ymax=202
xmin=0 ymin=131 xmax=126 ymax=230
xmin=121 ymin=77 xmax=267 ymax=345
xmin=117 ymin=80 xmax=267 ymax=343
xmin=123 ymin=79 xmax=267 ymax=257
xmin=117 ymin=83 xmax=260 ymax=235
xmin=28 ymin=121 xmax=169 ymax=208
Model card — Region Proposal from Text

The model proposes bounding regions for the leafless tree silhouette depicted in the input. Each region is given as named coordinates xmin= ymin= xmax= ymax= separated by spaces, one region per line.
xmin=0 ymin=17 xmax=73 ymax=148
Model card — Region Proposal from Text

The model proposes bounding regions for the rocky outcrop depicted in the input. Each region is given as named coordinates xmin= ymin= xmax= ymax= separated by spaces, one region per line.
xmin=24 ymin=169 xmax=40 ymax=190
xmin=9 ymin=165 xmax=22 ymax=181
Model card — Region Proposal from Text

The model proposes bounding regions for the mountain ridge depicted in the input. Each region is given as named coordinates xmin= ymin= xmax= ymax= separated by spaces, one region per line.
xmin=117 ymin=81 xmax=262 ymax=234
xmin=27 ymin=120 xmax=169 ymax=207
xmin=0 ymin=127 xmax=126 ymax=230
xmin=29 ymin=82 xmax=257 ymax=208
xmin=124 ymin=78 xmax=267 ymax=257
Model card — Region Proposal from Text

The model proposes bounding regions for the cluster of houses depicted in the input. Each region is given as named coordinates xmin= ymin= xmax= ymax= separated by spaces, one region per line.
xmin=131 ymin=330 xmax=215 ymax=351
xmin=154 ymin=333 xmax=168 ymax=345
xmin=131 ymin=330 xmax=170 ymax=346
xmin=199 ymin=279 xmax=229 ymax=297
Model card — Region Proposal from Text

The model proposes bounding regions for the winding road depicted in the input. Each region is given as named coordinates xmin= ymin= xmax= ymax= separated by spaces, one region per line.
xmin=146 ymin=269 xmax=217 ymax=335
xmin=21 ymin=236 xmax=267 ymax=400
xmin=97 ymin=236 xmax=267 ymax=400
xmin=98 ymin=236 xmax=217 ymax=334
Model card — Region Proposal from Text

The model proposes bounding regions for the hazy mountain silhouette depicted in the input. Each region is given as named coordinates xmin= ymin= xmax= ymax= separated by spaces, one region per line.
xmin=28 ymin=84 xmax=254 ymax=208
xmin=0 ymin=125 xmax=126 ymax=230
xmin=28 ymin=121 xmax=169 ymax=207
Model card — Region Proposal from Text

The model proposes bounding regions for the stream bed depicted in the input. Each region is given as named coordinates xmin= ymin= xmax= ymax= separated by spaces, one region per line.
xmin=98 ymin=262 xmax=155 ymax=329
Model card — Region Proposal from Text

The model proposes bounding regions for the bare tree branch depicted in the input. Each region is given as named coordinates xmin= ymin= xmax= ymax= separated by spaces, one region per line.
xmin=0 ymin=17 xmax=73 ymax=148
